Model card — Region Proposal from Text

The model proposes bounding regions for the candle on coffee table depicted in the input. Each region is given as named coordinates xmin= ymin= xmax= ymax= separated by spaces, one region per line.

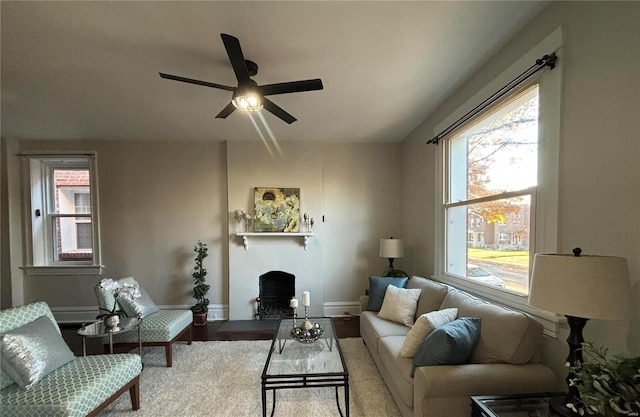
xmin=302 ymin=291 xmax=310 ymax=307
xmin=290 ymin=298 xmax=298 ymax=308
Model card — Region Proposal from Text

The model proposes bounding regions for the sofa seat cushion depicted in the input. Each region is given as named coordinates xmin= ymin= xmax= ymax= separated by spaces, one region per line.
xmin=0 ymin=354 xmax=142 ymax=417
xmin=106 ymin=310 xmax=192 ymax=344
xmin=378 ymin=336 xmax=415 ymax=409
xmin=440 ymin=289 xmax=543 ymax=364
xmin=360 ymin=311 xmax=409 ymax=356
xmin=405 ymin=276 xmax=449 ymax=317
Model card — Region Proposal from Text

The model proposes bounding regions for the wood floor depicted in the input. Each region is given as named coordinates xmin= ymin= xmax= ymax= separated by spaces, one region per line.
xmin=61 ymin=316 xmax=360 ymax=357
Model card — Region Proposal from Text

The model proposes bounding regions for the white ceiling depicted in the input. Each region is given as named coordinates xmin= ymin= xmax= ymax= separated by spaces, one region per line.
xmin=1 ymin=1 xmax=548 ymax=144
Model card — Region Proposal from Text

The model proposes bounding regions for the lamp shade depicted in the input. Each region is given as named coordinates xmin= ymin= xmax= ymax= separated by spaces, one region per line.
xmin=529 ymin=252 xmax=631 ymax=320
xmin=379 ymin=239 xmax=404 ymax=259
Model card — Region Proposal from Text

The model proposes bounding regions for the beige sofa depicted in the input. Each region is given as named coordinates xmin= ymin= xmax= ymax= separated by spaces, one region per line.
xmin=359 ymin=276 xmax=558 ymax=417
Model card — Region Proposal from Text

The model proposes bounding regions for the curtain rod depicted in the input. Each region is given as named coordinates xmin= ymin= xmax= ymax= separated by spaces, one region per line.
xmin=427 ymin=52 xmax=557 ymax=145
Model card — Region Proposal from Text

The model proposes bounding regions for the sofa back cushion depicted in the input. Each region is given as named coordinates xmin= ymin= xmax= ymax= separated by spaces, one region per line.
xmin=405 ymin=276 xmax=449 ymax=318
xmin=439 ymin=289 xmax=542 ymax=364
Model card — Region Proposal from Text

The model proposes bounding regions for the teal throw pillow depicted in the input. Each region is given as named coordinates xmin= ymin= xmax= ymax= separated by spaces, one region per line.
xmin=411 ymin=317 xmax=481 ymax=377
xmin=367 ymin=276 xmax=408 ymax=312
xmin=0 ymin=316 xmax=75 ymax=388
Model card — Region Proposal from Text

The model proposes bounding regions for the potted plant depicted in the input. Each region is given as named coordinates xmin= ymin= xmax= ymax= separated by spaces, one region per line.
xmin=190 ymin=240 xmax=210 ymax=326
xmin=568 ymin=342 xmax=640 ymax=417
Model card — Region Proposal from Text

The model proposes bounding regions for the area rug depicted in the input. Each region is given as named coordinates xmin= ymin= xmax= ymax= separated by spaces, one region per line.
xmin=101 ymin=337 xmax=401 ymax=416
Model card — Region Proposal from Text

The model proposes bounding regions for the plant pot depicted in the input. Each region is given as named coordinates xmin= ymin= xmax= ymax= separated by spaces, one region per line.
xmin=192 ymin=311 xmax=208 ymax=327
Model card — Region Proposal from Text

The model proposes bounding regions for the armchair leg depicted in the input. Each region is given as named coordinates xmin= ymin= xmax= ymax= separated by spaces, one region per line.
xmin=165 ymin=343 xmax=173 ymax=368
xmin=130 ymin=377 xmax=140 ymax=410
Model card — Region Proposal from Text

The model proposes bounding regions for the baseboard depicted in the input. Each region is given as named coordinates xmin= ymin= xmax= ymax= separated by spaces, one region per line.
xmin=51 ymin=304 xmax=229 ymax=323
xmin=51 ymin=302 xmax=362 ymax=323
xmin=322 ymin=301 xmax=361 ymax=317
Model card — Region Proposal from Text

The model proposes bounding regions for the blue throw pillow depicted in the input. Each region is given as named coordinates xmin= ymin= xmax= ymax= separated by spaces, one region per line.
xmin=411 ymin=317 xmax=481 ymax=377
xmin=366 ymin=276 xmax=408 ymax=312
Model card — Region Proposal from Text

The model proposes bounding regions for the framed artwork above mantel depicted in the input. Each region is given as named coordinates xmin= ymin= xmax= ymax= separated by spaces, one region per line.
xmin=253 ymin=187 xmax=300 ymax=232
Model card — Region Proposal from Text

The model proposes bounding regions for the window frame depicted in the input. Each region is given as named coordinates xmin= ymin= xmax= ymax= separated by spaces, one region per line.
xmin=21 ymin=151 xmax=103 ymax=276
xmin=433 ymin=28 xmax=563 ymax=335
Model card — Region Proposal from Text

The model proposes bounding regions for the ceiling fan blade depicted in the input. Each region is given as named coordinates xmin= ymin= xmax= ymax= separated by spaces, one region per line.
xmin=260 ymin=79 xmax=324 ymax=96
xmin=215 ymin=102 xmax=236 ymax=119
xmin=159 ymin=73 xmax=235 ymax=91
xmin=221 ymin=33 xmax=250 ymax=84
xmin=263 ymin=98 xmax=297 ymax=124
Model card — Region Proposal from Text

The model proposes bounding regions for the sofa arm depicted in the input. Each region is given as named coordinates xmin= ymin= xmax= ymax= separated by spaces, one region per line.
xmin=359 ymin=295 xmax=369 ymax=313
xmin=413 ymin=363 xmax=558 ymax=416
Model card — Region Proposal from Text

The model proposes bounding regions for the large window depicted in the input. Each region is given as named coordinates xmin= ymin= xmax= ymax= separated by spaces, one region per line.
xmin=23 ymin=153 xmax=102 ymax=275
xmin=445 ymin=85 xmax=538 ymax=295
xmin=435 ymin=28 xmax=562 ymax=316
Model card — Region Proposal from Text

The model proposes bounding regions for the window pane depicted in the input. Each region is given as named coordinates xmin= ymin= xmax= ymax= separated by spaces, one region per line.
xmin=449 ymin=85 xmax=538 ymax=202
xmin=54 ymin=169 xmax=91 ymax=214
xmin=447 ymin=195 xmax=531 ymax=295
xmin=53 ymin=216 xmax=93 ymax=261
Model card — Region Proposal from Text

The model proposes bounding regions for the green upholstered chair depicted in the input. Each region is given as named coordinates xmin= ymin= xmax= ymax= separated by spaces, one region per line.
xmin=0 ymin=301 xmax=142 ymax=417
xmin=94 ymin=277 xmax=192 ymax=367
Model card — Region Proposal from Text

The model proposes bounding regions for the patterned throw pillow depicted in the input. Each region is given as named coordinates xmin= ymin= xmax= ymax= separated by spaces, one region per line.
xmin=377 ymin=285 xmax=422 ymax=327
xmin=0 ymin=316 xmax=75 ymax=388
xmin=401 ymin=308 xmax=458 ymax=358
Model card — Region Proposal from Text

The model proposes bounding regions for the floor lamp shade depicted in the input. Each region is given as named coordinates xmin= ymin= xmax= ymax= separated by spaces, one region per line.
xmin=529 ymin=253 xmax=631 ymax=320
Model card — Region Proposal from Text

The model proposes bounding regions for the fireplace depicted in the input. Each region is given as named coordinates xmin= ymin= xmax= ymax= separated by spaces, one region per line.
xmin=255 ymin=271 xmax=295 ymax=320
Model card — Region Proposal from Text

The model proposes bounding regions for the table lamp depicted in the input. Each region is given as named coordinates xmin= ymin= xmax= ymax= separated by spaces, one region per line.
xmin=528 ymin=247 xmax=631 ymax=416
xmin=379 ymin=237 xmax=408 ymax=277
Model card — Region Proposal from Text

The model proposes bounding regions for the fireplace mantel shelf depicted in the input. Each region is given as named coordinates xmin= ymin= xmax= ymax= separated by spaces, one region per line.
xmin=235 ymin=232 xmax=314 ymax=251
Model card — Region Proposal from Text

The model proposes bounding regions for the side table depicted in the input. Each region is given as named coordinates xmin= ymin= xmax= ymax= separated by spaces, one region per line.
xmin=471 ymin=392 xmax=566 ymax=417
xmin=77 ymin=317 xmax=142 ymax=357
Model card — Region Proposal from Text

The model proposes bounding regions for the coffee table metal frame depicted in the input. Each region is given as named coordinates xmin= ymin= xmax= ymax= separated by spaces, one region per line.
xmin=261 ymin=318 xmax=349 ymax=417
xmin=77 ymin=317 xmax=142 ymax=356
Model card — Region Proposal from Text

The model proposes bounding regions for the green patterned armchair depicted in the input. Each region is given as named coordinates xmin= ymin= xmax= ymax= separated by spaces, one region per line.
xmin=0 ymin=301 xmax=142 ymax=417
xmin=94 ymin=277 xmax=193 ymax=367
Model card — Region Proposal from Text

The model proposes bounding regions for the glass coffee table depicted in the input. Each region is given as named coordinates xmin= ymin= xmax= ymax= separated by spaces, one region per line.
xmin=77 ymin=317 xmax=142 ymax=356
xmin=471 ymin=392 xmax=566 ymax=417
xmin=261 ymin=317 xmax=349 ymax=417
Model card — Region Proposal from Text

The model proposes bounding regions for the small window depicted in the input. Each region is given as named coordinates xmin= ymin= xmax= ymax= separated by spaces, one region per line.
xmin=22 ymin=153 xmax=102 ymax=275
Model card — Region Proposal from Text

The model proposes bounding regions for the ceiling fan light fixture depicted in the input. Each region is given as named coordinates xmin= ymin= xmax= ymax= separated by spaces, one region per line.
xmin=232 ymin=88 xmax=263 ymax=112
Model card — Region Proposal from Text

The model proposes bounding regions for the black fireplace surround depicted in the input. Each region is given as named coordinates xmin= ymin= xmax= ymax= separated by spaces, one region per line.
xmin=255 ymin=271 xmax=295 ymax=320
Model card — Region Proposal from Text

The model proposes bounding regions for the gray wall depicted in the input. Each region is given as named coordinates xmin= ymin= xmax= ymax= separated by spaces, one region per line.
xmin=3 ymin=139 xmax=402 ymax=320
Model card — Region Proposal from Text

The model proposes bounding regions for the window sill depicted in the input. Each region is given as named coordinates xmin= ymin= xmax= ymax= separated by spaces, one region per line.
xmin=432 ymin=274 xmax=562 ymax=338
xmin=22 ymin=265 xmax=104 ymax=276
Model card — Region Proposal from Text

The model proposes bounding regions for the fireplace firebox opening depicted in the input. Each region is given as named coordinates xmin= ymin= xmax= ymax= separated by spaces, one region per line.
xmin=255 ymin=271 xmax=295 ymax=320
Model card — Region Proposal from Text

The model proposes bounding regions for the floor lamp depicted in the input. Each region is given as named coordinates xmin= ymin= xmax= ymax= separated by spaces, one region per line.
xmin=528 ymin=248 xmax=631 ymax=416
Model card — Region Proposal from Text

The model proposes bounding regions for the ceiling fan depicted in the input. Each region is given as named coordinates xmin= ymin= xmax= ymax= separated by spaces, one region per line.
xmin=159 ymin=33 xmax=323 ymax=124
